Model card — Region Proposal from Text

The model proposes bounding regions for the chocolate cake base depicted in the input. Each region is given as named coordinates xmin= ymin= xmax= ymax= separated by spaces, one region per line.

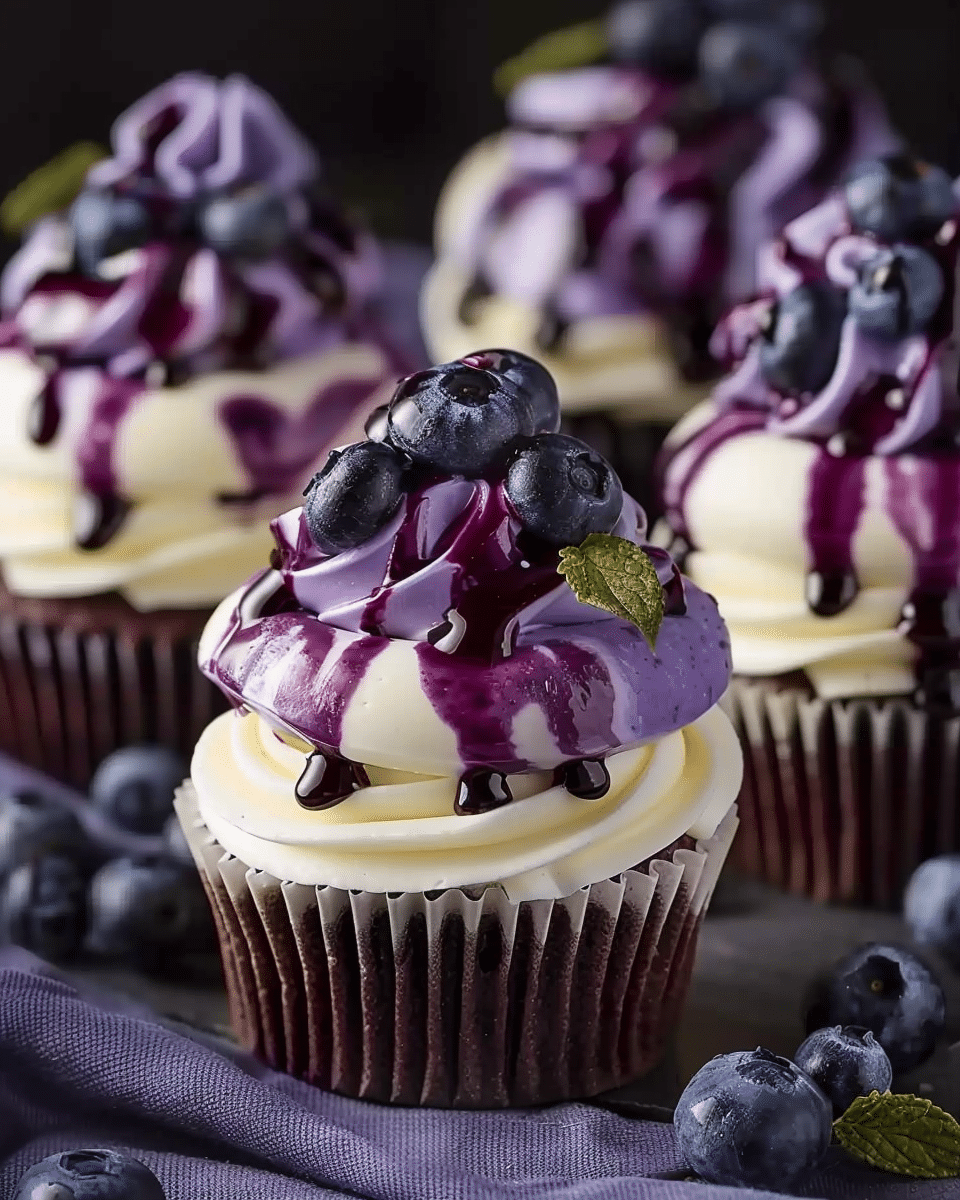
xmin=175 ymin=783 xmax=738 ymax=1108
xmin=722 ymin=675 xmax=960 ymax=909
xmin=0 ymin=583 xmax=228 ymax=790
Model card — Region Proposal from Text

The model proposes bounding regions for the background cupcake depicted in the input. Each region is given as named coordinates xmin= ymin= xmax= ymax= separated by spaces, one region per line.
xmin=657 ymin=154 xmax=960 ymax=908
xmin=176 ymin=348 xmax=742 ymax=1107
xmin=420 ymin=0 xmax=898 ymax=514
xmin=0 ymin=72 xmax=406 ymax=788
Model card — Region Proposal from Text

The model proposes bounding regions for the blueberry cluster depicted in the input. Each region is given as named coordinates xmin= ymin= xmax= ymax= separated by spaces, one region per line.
xmin=676 ymin=940 xmax=945 ymax=1188
xmin=758 ymin=156 xmax=956 ymax=396
xmin=605 ymin=0 xmax=820 ymax=110
xmin=302 ymin=349 xmax=625 ymax=555
xmin=0 ymin=746 xmax=217 ymax=975
xmin=15 ymin=1150 xmax=165 ymax=1200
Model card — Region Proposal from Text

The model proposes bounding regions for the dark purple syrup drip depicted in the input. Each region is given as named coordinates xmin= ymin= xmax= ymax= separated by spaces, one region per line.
xmin=28 ymin=374 xmax=61 ymax=445
xmin=558 ymin=758 xmax=611 ymax=800
xmin=454 ymin=769 xmax=513 ymax=815
xmin=295 ymin=750 xmax=369 ymax=808
xmin=73 ymin=491 xmax=132 ymax=551
xmin=803 ymin=448 xmax=867 ymax=617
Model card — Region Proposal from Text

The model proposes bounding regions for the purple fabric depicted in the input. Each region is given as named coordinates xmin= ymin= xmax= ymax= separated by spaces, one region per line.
xmin=0 ymin=956 xmax=958 ymax=1200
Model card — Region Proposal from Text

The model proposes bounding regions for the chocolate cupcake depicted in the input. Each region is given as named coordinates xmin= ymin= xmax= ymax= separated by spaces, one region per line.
xmin=175 ymin=347 xmax=741 ymax=1107
xmin=657 ymin=153 xmax=960 ymax=907
xmin=419 ymin=0 xmax=898 ymax=517
xmin=0 ymin=73 xmax=405 ymax=787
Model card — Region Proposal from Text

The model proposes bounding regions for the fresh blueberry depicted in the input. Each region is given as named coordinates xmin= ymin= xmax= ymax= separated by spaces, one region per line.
xmin=0 ymin=852 xmax=87 ymax=963
xmin=70 ymin=190 xmax=153 ymax=275
xmin=89 ymin=745 xmax=186 ymax=835
xmin=844 ymin=155 xmax=957 ymax=242
xmin=86 ymin=855 xmax=215 ymax=969
xmin=705 ymin=0 xmax=823 ymax=41
xmin=904 ymin=854 xmax=960 ymax=970
xmin=504 ymin=433 xmax=623 ymax=548
xmin=197 ymin=183 xmax=290 ymax=259
xmin=14 ymin=1149 xmax=165 ymax=1200
xmin=758 ymin=281 xmax=847 ymax=396
xmin=0 ymin=791 xmax=84 ymax=875
xmin=605 ymin=0 xmax=707 ymax=77
xmin=793 ymin=1025 xmax=893 ymax=1115
xmin=698 ymin=20 xmax=800 ymax=109
xmin=384 ymin=362 xmax=539 ymax=476
xmin=456 ymin=348 xmax=560 ymax=434
xmin=674 ymin=1047 xmax=832 ymax=1189
xmin=803 ymin=942 xmax=946 ymax=1073
xmin=303 ymin=440 xmax=408 ymax=555
xmin=849 ymin=245 xmax=944 ymax=338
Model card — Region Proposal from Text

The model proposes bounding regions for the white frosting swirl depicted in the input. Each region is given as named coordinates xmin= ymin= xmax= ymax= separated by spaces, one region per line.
xmin=189 ymin=703 xmax=741 ymax=901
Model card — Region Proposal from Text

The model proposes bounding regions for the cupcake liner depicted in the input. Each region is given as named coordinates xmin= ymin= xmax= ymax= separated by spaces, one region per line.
xmin=174 ymin=783 xmax=738 ymax=1108
xmin=0 ymin=585 xmax=227 ymax=790
xmin=722 ymin=677 xmax=960 ymax=908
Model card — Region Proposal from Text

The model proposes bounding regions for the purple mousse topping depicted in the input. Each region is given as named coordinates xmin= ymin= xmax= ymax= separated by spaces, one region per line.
xmin=200 ymin=350 xmax=733 ymax=813
xmin=658 ymin=154 xmax=960 ymax=714
xmin=449 ymin=2 xmax=897 ymax=379
xmin=0 ymin=73 xmax=400 ymax=551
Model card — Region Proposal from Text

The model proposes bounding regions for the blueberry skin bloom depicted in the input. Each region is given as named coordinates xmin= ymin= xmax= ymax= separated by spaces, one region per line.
xmin=849 ymin=245 xmax=944 ymax=339
xmin=458 ymin=348 xmax=561 ymax=435
xmin=303 ymin=440 xmax=409 ymax=555
xmin=675 ymin=1047 xmax=832 ymax=1189
xmin=904 ymin=855 xmax=960 ymax=970
xmin=14 ymin=1149 xmax=165 ymax=1200
xmin=804 ymin=942 xmax=945 ymax=1073
xmin=793 ymin=1025 xmax=893 ymax=1115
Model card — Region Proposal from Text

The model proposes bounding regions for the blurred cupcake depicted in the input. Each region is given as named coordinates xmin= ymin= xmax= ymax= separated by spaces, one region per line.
xmin=657 ymin=154 xmax=960 ymax=907
xmin=0 ymin=73 xmax=405 ymax=788
xmin=421 ymin=0 xmax=898 ymax=513
xmin=175 ymin=348 xmax=741 ymax=1107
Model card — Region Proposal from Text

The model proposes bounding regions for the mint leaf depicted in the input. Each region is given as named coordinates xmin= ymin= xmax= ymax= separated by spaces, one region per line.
xmin=0 ymin=141 xmax=108 ymax=236
xmin=494 ymin=20 xmax=607 ymax=96
xmin=834 ymin=1091 xmax=960 ymax=1179
xmin=557 ymin=533 xmax=665 ymax=647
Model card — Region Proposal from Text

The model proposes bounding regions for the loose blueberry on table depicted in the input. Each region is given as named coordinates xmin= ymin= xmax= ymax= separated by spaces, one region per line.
xmin=904 ymin=855 xmax=960 ymax=970
xmin=0 ymin=851 xmax=88 ymax=963
xmin=793 ymin=1025 xmax=893 ymax=1115
xmin=14 ymin=1149 xmax=165 ymax=1200
xmin=89 ymin=745 xmax=187 ymax=835
xmin=0 ymin=790 xmax=84 ymax=875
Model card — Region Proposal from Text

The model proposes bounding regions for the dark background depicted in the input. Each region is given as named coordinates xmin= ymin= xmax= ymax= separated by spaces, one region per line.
xmin=2 ymin=0 xmax=959 ymax=248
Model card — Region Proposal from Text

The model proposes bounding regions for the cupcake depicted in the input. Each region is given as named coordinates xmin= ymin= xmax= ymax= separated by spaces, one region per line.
xmin=175 ymin=347 xmax=742 ymax=1107
xmin=420 ymin=0 xmax=898 ymax=513
xmin=0 ymin=73 xmax=405 ymax=788
xmin=657 ymin=154 xmax=960 ymax=908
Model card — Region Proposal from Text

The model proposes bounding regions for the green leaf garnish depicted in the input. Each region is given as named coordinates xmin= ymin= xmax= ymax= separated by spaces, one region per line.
xmin=0 ymin=141 xmax=108 ymax=237
xmin=834 ymin=1091 xmax=960 ymax=1179
xmin=557 ymin=533 xmax=665 ymax=648
xmin=494 ymin=20 xmax=608 ymax=97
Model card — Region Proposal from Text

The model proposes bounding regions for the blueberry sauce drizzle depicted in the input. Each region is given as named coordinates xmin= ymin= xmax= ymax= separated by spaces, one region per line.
xmin=296 ymin=751 xmax=370 ymax=808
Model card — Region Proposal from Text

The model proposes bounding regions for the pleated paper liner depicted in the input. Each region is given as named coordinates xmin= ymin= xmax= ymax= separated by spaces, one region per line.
xmin=175 ymin=782 xmax=738 ymax=1108
xmin=0 ymin=582 xmax=228 ymax=790
xmin=722 ymin=676 xmax=960 ymax=909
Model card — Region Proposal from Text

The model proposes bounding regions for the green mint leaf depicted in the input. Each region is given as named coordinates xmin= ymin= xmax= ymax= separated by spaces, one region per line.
xmin=834 ymin=1091 xmax=960 ymax=1179
xmin=0 ymin=141 xmax=108 ymax=236
xmin=557 ymin=533 xmax=665 ymax=648
xmin=494 ymin=20 xmax=607 ymax=96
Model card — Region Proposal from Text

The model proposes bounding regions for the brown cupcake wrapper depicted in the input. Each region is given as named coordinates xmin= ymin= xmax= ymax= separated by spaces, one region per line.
xmin=175 ymin=783 xmax=738 ymax=1108
xmin=0 ymin=590 xmax=227 ymax=790
xmin=722 ymin=677 xmax=960 ymax=908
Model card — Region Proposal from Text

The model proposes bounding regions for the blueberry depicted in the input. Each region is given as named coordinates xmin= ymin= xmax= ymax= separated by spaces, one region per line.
xmin=504 ymin=433 xmax=623 ymax=547
xmin=303 ymin=440 xmax=408 ymax=555
xmin=849 ymin=245 xmax=944 ymax=338
xmin=758 ymin=281 xmax=847 ymax=396
xmin=674 ymin=1047 xmax=832 ymax=1189
xmin=70 ymin=190 xmax=152 ymax=275
xmin=698 ymin=21 xmax=800 ymax=109
xmin=904 ymin=855 xmax=960 ymax=970
xmin=384 ymin=362 xmax=538 ymax=476
xmin=197 ymin=183 xmax=290 ymax=259
xmin=457 ymin=349 xmax=561 ymax=434
xmin=844 ymin=155 xmax=957 ymax=242
xmin=793 ymin=1025 xmax=893 ymax=1115
xmin=14 ymin=1149 xmax=165 ymax=1200
xmin=706 ymin=0 xmax=823 ymax=41
xmin=803 ymin=942 xmax=946 ymax=1073
xmin=0 ymin=852 xmax=87 ymax=963
xmin=86 ymin=855 xmax=215 ymax=969
xmin=605 ymin=0 xmax=707 ymax=76
xmin=89 ymin=745 xmax=186 ymax=835
xmin=0 ymin=791 xmax=83 ymax=875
